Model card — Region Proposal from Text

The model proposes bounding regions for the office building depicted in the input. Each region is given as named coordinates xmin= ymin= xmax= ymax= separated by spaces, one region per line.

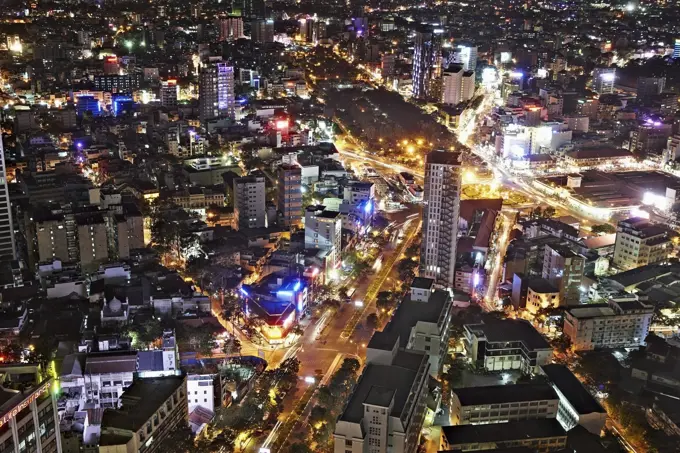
xmin=542 ymin=243 xmax=585 ymax=306
xmin=160 ymin=79 xmax=178 ymax=109
xmin=333 ymin=348 xmax=429 ymax=453
xmin=75 ymin=95 xmax=101 ymax=117
xmin=613 ymin=217 xmax=672 ymax=270
xmin=244 ymin=0 xmax=268 ymax=18
xmin=464 ymin=319 xmax=552 ymax=374
xmin=541 ymin=364 xmax=607 ymax=435
xmin=440 ymin=419 xmax=567 ymax=452
xmin=0 ymin=138 xmax=15 ymax=261
xmin=450 ymin=383 xmax=559 ymax=425
xmin=0 ymin=368 xmax=61 ymax=453
xmin=419 ymin=150 xmax=461 ymax=288
xmin=637 ymin=76 xmax=666 ymax=103
xmin=218 ymin=17 xmax=244 ymax=41
xmin=563 ymin=300 xmax=654 ymax=351
xmin=299 ymin=17 xmax=319 ymax=43
xmin=412 ymin=25 xmax=442 ymax=100
xmin=199 ymin=62 xmax=235 ymax=123
xmin=93 ymin=75 xmax=139 ymax=93
xmin=98 ymin=376 xmax=188 ymax=453
xmin=251 ymin=19 xmax=274 ymax=43
xmin=233 ymin=175 xmax=266 ymax=230
xmin=277 ymin=164 xmax=302 ymax=228
xmin=592 ymin=67 xmax=615 ymax=94
xmin=305 ymin=205 xmax=342 ymax=271
xmin=368 ymin=278 xmax=452 ymax=377
xmin=454 ymin=44 xmax=478 ymax=72
xmin=674 ymin=38 xmax=680 ymax=59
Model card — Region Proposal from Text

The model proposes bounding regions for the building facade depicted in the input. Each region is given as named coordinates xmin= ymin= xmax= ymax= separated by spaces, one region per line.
xmin=563 ymin=300 xmax=654 ymax=351
xmin=233 ymin=176 xmax=266 ymax=230
xmin=305 ymin=205 xmax=342 ymax=271
xmin=0 ymin=138 xmax=16 ymax=260
xmin=613 ymin=217 xmax=672 ymax=271
xmin=199 ymin=62 xmax=235 ymax=123
xmin=419 ymin=150 xmax=461 ymax=288
xmin=277 ymin=164 xmax=302 ymax=228
xmin=412 ymin=26 xmax=442 ymax=100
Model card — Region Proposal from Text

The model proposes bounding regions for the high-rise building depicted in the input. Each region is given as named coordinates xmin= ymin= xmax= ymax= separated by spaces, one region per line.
xmin=199 ymin=62 xmax=235 ymax=123
xmin=592 ymin=67 xmax=615 ymax=94
xmin=454 ymin=44 xmax=478 ymax=72
xmin=218 ymin=17 xmax=244 ymax=41
xmin=305 ymin=205 xmax=342 ymax=271
xmin=441 ymin=66 xmax=475 ymax=106
xmin=0 ymin=137 xmax=15 ymax=261
xmin=244 ymin=0 xmax=268 ymax=18
xmin=277 ymin=164 xmax=302 ymax=228
xmin=381 ymin=53 xmax=396 ymax=81
xmin=299 ymin=17 xmax=318 ymax=43
xmin=673 ymin=38 xmax=680 ymax=59
xmin=233 ymin=175 xmax=266 ymax=230
xmin=160 ymin=79 xmax=178 ymax=109
xmin=419 ymin=150 xmax=461 ymax=288
xmin=251 ymin=19 xmax=274 ymax=43
xmin=412 ymin=26 xmax=442 ymax=100
xmin=637 ymin=76 xmax=666 ymax=103
xmin=630 ymin=121 xmax=672 ymax=156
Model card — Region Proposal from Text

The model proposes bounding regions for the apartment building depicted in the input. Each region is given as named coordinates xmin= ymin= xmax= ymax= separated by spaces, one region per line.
xmin=541 ymin=364 xmax=607 ymax=435
xmin=563 ymin=300 xmax=654 ymax=351
xmin=233 ymin=175 xmax=266 ymax=230
xmin=367 ymin=277 xmax=453 ymax=377
xmin=613 ymin=217 xmax=673 ymax=271
xmin=76 ymin=213 xmax=108 ymax=267
xmin=525 ymin=278 xmax=560 ymax=314
xmin=277 ymin=164 xmax=302 ymax=228
xmin=450 ymin=383 xmax=559 ymax=425
xmin=464 ymin=319 xmax=552 ymax=374
xmin=98 ymin=376 xmax=188 ymax=453
xmin=333 ymin=348 xmax=430 ymax=453
xmin=35 ymin=212 xmax=69 ymax=262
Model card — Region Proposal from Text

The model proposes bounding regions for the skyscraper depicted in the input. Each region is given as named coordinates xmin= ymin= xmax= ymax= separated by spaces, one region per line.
xmin=199 ymin=62 xmax=235 ymax=123
xmin=441 ymin=66 xmax=475 ymax=106
xmin=412 ymin=26 xmax=442 ymax=100
xmin=673 ymin=38 xmax=680 ymax=59
xmin=637 ymin=76 xmax=666 ymax=103
xmin=419 ymin=150 xmax=461 ymax=288
xmin=218 ymin=17 xmax=244 ymax=41
xmin=0 ymin=137 xmax=15 ymax=261
xmin=233 ymin=175 xmax=266 ymax=230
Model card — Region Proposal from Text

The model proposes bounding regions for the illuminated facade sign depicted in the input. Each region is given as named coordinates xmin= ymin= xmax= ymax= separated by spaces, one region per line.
xmin=0 ymin=381 xmax=50 ymax=429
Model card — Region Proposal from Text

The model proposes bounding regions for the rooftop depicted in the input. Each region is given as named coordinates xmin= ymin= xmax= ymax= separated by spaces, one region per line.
xmin=338 ymin=350 xmax=426 ymax=424
xmin=453 ymin=383 xmax=558 ymax=406
xmin=410 ymin=277 xmax=434 ymax=290
xmin=426 ymin=150 xmax=461 ymax=166
xmin=466 ymin=319 xmax=551 ymax=350
xmin=528 ymin=278 xmax=559 ymax=294
xmin=442 ymin=418 xmax=566 ymax=445
xmin=541 ymin=364 xmax=605 ymax=415
xmin=367 ymin=289 xmax=450 ymax=350
xmin=102 ymin=375 xmax=185 ymax=433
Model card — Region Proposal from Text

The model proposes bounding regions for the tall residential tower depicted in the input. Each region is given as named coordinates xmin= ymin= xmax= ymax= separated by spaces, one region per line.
xmin=199 ymin=62 xmax=235 ymax=123
xmin=419 ymin=150 xmax=461 ymax=288
xmin=412 ymin=26 xmax=442 ymax=100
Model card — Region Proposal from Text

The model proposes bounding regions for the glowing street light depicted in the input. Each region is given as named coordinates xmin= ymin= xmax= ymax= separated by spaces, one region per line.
xmin=125 ymin=40 xmax=133 ymax=49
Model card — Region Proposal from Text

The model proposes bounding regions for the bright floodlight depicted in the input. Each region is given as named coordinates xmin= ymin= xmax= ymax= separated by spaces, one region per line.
xmin=625 ymin=3 xmax=635 ymax=11
xmin=600 ymin=73 xmax=615 ymax=82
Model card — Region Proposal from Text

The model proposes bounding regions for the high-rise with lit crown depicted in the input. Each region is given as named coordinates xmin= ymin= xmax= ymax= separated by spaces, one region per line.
xmin=0 ymin=136 xmax=15 ymax=261
xmin=199 ymin=62 xmax=235 ymax=123
xmin=419 ymin=150 xmax=461 ymax=288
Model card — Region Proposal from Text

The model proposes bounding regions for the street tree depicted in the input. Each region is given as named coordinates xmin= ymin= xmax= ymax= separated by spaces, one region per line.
xmin=366 ymin=313 xmax=379 ymax=329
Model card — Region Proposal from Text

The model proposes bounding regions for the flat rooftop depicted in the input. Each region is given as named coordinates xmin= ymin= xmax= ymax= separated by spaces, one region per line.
xmin=466 ymin=319 xmax=551 ymax=350
xmin=442 ymin=418 xmax=566 ymax=445
xmin=101 ymin=375 xmax=185 ymax=433
xmin=566 ymin=305 xmax=614 ymax=319
xmin=426 ymin=150 xmax=461 ymax=166
xmin=453 ymin=383 xmax=558 ymax=406
xmin=367 ymin=289 xmax=449 ymax=350
xmin=338 ymin=350 xmax=426 ymax=424
xmin=541 ymin=364 xmax=605 ymax=415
